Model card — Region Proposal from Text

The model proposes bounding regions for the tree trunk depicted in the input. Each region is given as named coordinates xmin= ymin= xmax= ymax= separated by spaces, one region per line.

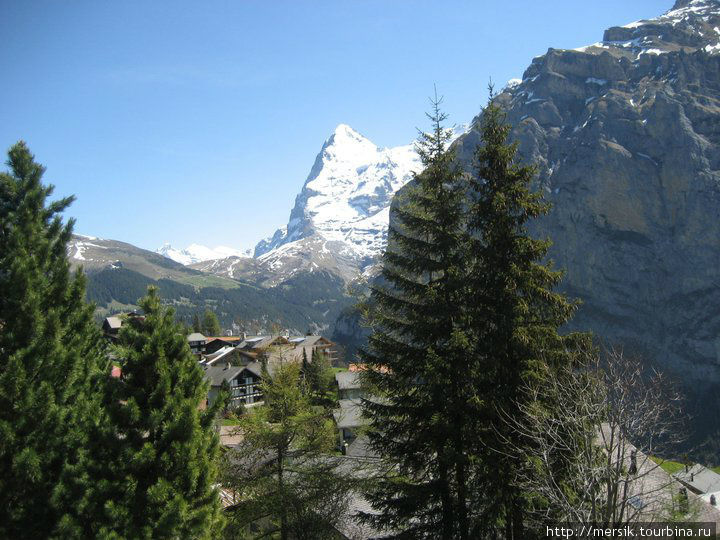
xmin=278 ymin=447 xmax=288 ymax=540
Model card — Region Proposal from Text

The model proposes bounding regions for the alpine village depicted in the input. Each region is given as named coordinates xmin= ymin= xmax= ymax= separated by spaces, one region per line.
xmin=3 ymin=1 xmax=720 ymax=539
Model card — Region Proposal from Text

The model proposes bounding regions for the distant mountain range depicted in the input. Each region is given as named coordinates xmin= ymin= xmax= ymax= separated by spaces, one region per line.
xmin=73 ymin=0 xmax=720 ymax=458
xmin=68 ymin=234 xmax=350 ymax=337
xmin=71 ymin=124 xmax=445 ymax=340
xmin=156 ymin=243 xmax=252 ymax=266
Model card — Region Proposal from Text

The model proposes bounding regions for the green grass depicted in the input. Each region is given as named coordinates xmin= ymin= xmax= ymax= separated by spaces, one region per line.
xmin=177 ymin=274 xmax=241 ymax=290
xmin=650 ymin=457 xmax=720 ymax=475
xmin=331 ymin=367 xmax=349 ymax=374
xmin=649 ymin=456 xmax=687 ymax=475
xmin=95 ymin=300 xmax=140 ymax=318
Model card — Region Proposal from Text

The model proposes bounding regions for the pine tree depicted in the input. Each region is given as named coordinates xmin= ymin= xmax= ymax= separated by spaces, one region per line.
xmin=301 ymin=347 xmax=309 ymax=377
xmin=304 ymin=348 xmax=335 ymax=406
xmin=192 ymin=313 xmax=202 ymax=333
xmin=92 ymin=287 xmax=223 ymax=538
xmin=466 ymin=92 xmax=587 ymax=537
xmin=359 ymin=95 xmax=476 ymax=538
xmin=223 ymin=362 xmax=349 ymax=539
xmin=202 ymin=308 xmax=221 ymax=336
xmin=0 ymin=141 xmax=106 ymax=538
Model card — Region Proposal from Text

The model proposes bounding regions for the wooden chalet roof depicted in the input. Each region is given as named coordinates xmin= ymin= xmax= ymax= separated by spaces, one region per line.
xmin=204 ymin=336 xmax=244 ymax=344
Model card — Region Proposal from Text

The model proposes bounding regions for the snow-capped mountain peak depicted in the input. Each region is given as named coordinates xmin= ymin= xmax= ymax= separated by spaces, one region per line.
xmin=254 ymin=124 xmax=423 ymax=261
xmin=157 ymin=243 xmax=252 ymax=266
xmin=161 ymin=122 xmax=467 ymax=281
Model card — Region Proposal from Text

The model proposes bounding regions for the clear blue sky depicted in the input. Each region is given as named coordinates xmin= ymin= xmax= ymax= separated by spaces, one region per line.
xmin=0 ymin=0 xmax=670 ymax=252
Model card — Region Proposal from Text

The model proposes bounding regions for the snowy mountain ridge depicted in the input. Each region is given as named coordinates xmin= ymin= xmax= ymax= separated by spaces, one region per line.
xmin=571 ymin=0 xmax=720 ymax=57
xmin=156 ymin=243 xmax=252 ymax=266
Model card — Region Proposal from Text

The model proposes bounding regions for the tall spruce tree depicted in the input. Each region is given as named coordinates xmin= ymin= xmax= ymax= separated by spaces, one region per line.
xmin=466 ymin=93 xmax=586 ymax=538
xmin=359 ymin=96 xmax=476 ymax=538
xmin=0 ymin=141 xmax=106 ymax=538
xmin=93 ymin=287 xmax=223 ymax=538
xmin=202 ymin=308 xmax=221 ymax=337
xmin=304 ymin=348 xmax=335 ymax=406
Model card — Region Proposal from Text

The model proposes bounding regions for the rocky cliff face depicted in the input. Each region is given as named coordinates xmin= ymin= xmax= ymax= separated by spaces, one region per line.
xmin=438 ymin=0 xmax=720 ymax=450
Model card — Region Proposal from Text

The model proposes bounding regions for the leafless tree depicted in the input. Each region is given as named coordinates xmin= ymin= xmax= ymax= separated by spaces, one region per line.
xmin=498 ymin=346 xmax=689 ymax=531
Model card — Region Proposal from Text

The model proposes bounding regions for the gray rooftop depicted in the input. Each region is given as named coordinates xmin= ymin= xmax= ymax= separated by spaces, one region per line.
xmin=333 ymin=399 xmax=366 ymax=429
xmin=335 ymin=371 xmax=362 ymax=390
xmin=203 ymin=346 xmax=235 ymax=365
xmin=346 ymin=434 xmax=379 ymax=459
xmin=241 ymin=361 xmax=264 ymax=378
xmin=674 ymin=464 xmax=720 ymax=494
xmin=187 ymin=332 xmax=206 ymax=342
xmin=203 ymin=365 xmax=243 ymax=387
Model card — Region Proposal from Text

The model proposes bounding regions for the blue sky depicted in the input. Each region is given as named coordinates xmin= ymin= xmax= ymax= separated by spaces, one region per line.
xmin=0 ymin=0 xmax=669 ymax=252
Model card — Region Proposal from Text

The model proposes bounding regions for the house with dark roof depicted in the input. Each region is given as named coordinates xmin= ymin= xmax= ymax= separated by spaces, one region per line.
xmin=203 ymin=362 xmax=264 ymax=408
xmin=204 ymin=336 xmax=245 ymax=355
xmin=187 ymin=332 xmax=207 ymax=354
xmin=102 ymin=311 xmax=144 ymax=341
xmin=102 ymin=316 xmax=123 ymax=340
xmin=333 ymin=399 xmax=366 ymax=444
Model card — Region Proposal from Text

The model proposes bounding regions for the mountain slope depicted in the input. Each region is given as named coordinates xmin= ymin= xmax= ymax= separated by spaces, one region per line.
xmin=68 ymin=235 xmax=217 ymax=283
xmin=68 ymin=235 xmax=352 ymax=333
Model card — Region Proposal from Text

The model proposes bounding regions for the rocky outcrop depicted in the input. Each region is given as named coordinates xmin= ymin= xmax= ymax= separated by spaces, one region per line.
xmin=451 ymin=0 xmax=720 ymax=382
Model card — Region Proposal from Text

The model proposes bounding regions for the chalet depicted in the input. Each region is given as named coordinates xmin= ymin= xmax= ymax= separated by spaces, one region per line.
xmin=102 ymin=316 xmax=122 ymax=340
xmin=234 ymin=335 xmax=292 ymax=361
xmin=187 ymin=332 xmax=207 ymax=354
xmin=102 ymin=311 xmax=144 ymax=341
xmin=203 ymin=362 xmax=264 ymax=408
xmin=204 ymin=336 xmax=244 ymax=355
xmin=234 ymin=334 xmax=337 ymax=371
xmin=332 ymin=399 xmax=366 ymax=444
xmin=288 ymin=334 xmax=337 ymax=364
xmin=335 ymin=371 xmax=363 ymax=400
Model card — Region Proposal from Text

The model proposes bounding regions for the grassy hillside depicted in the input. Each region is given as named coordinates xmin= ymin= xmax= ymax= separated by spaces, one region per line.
xmin=86 ymin=266 xmax=352 ymax=335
